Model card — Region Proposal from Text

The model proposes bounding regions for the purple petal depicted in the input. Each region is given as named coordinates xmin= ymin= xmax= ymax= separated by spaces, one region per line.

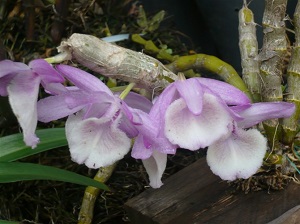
xmin=119 ymin=115 xmax=139 ymax=138
xmin=29 ymin=59 xmax=64 ymax=84
xmin=134 ymin=109 xmax=157 ymax=133
xmin=142 ymin=151 xmax=167 ymax=188
xmin=175 ymin=79 xmax=203 ymax=115
xmin=122 ymin=91 xmax=153 ymax=113
xmin=236 ymin=102 xmax=295 ymax=128
xmin=131 ymin=107 xmax=177 ymax=158
xmin=132 ymin=109 xmax=158 ymax=143
xmin=150 ymin=84 xmax=178 ymax=120
xmin=73 ymin=93 xmax=121 ymax=120
xmin=38 ymin=89 xmax=115 ymax=122
xmin=0 ymin=60 xmax=29 ymax=78
xmin=66 ymin=111 xmax=131 ymax=168
xmin=120 ymin=101 xmax=140 ymax=125
xmin=131 ymin=135 xmax=154 ymax=159
xmin=165 ymin=94 xmax=233 ymax=150
xmin=8 ymin=72 xmax=40 ymax=148
xmin=207 ymin=128 xmax=267 ymax=181
xmin=197 ymin=78 xmax=251 ymax=105
xmin=0 ymin=75 xmax=14 ymax=96
xmin=150 ymin=84 xmax=178 ymax=136
xmin=43 ymin=83 xmax=68 ymax=95
xmin=56 ymin=65 xmax=111 ymax=94
xmin=37 ymin=93 xmax=85 ymax=122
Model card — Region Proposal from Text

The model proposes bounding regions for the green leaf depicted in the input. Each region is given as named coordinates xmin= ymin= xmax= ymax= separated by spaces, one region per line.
xmin=0 ymin=162 xmax=109 ymax=191
xmin=0 ymin=128 xmax=67 ymax=162
xmin=0 ymin=220 xmax=19 ymax=224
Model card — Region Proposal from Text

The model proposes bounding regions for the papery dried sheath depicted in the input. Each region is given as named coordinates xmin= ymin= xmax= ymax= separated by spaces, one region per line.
xmin=57 ymin=33 xmax=177 ymax=91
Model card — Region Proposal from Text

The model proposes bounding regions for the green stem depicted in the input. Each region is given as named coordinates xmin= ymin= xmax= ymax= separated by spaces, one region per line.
xmin=44 ymin=52 xmax=70 ymax=64
xmin=119 ymin=83 xmax=136 ymax=100
xmin=78 ymin=163 xmax=117 ymax=224
xmin=131 ymin=34 xmax=199 ymax=78
xmin=166 ymin=54 xmax=252 ymax=100
xmin=131 ymin=34 xmax=176 ymax=62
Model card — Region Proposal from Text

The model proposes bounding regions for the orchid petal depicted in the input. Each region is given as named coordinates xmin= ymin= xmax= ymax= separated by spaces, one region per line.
xmin=236 ymin=102 xmax=295 ymax=128
xmin=118 ymin=115 xmax=139 ymax=138
xmin=8 ymin=72 xmax=40 ymax=148
xmin=131 ymin=135 xmax=153 ymax=159
xmin=29 ymin=59 xmax=64 ymax=84
xmin=150 ymin=84 xmax=178 ymax=137
xmin=43 ymin=82 xmax=68 ymax=95
xmin=0 ymin=75 xmax=14 ymax=96
xmin=165 ymin=94 xmax=232 ymax=150
xmin=56 ymin=65 xmax=111 ymax=94
xmin=37 ymin=93 xmax=86 ymax=122
xmin=64 ymin=91 xmax=114 ymax=113
xmin=83 ymin=100 xmax=118 ymax=120
xmin=175 ymin=79 xmax=203 ymax=115
xmin=122 ymin=91 xmax=153 ymax=113
xmin=66 ymin=111 xmax=131 ymax=168
xmin=120 ymin=101 xmax=134 ymax=125
xmin=142 ymin=150 xmax=167 ymax=188
xmin=154 ymin=137 xmax=177 ymax=155
xmin=149 ymin=84 xmax=178 ymax=120
xmin=207 ymin=128 xmax=267 ymax=181
xmin=0 ymin=60 xmax=29 ymax=78
xmin=130 ymin=105 xmax=177 ymax=157
xmin=197 ymin=78 xmax=251 ymax=105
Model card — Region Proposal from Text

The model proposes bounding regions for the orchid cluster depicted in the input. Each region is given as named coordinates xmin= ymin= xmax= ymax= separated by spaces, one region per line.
xmin=0 ymin=59 xmax=295 ymax=188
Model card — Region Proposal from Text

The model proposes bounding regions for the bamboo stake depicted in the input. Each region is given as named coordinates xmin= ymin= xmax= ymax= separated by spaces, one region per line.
xmin=238 ymin=2 xmax=261 ymax=102
xmin=259 ymin=0 xmax=288 ymax=143
xmin=282 ymin=1 xmax=300 ymax=144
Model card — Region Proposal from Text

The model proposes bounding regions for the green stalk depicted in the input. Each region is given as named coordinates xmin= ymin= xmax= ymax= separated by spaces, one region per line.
xmin=259 ymin=0 xmax=288 ymax=143
xmin=166 ymin=54 xmax=252 ymax=100
xmin=119 ymin=82 xmax=136 ymax=99
xmin=131 ymin=34 xmax=198 ymax=78
xmin=282 ymin=1 xmax=300 ymax=144
xmin=238 ymin=3 xmax=261 ymax=102
xmin=78 ymin=163 xmax=117 ymax=224
xmin=131 ymin=34 xmax=177 ymax=62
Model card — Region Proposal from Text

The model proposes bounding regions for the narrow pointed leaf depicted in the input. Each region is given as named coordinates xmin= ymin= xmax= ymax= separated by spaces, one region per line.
xmin=0 ymin=128 xmax=67 ymax=162
xmin=0 ymin=162 xmax=109 ymax=190
xmin=0 ymin=220 xmax=19 ymax=224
